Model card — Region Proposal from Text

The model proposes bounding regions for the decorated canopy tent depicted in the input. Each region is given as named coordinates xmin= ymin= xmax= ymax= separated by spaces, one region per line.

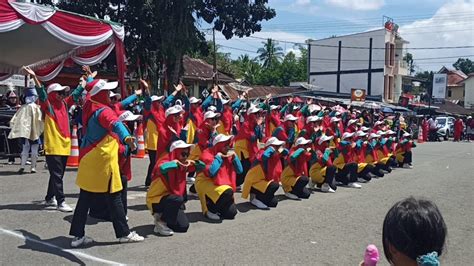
xmin=0 ymin=0 xmax=126 ymax=95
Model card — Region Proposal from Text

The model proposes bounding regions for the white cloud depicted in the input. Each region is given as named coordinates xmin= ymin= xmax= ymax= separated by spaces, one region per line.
xmin=290 ymin=0 xmax=320 ymax=13
xmin=325 ymin=0 xmax=384 ymax=10
xmin=399 ymin=0 xmax=474 ymax=71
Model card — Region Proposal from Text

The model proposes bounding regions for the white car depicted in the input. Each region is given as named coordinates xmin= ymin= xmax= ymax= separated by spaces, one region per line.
xmin=435 ymin=116 xmax=455 ymax=140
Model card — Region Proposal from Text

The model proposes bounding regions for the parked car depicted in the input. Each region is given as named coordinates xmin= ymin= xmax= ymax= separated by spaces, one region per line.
xmin=436 ymin=116 xmax=455 ymax=140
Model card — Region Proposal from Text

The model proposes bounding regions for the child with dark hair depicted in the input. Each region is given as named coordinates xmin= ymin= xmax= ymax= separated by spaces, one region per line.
xmin=382 ymin=197 xmax=447 ymax=266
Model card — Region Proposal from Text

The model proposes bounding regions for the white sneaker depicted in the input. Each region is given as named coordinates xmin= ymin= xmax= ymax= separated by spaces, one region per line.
xmin=31 ymin=168 xmax=36 ymax=173
xmin=206 ymin=211 xmax=221 ymax=221
xmin=7 ymin=161 xmax=13 ymax=165
xmin=321 ymin=183 xmax=336 ymax=193
xmin=153 ymin=220 xmax=174 ymax=236
xmin=358 ymin=178 xmax=369 ymax=183
xmin=347 ymin=182 xmax=362 ymax=189
xmin=403 ymin=163 xmax=413 ymax=169
xmin=45 ymin=198 xmax=57 ymax=207
xmin=26 ymin=160 xmax=31 ymax=165
xmin=187 ymin=177 xmax=195 ymax=183
xmin=125 ymin=215 xmax=129 ymax=222
xmin=57 ymin=202 xmax=73 ymax=212
xmin=307 ymin=180 xmax=316 ymax=190
xmin=250 ymin=198 xmax=269 ymax=209
xmin=71 ymin=236 xmax=94 ymax=248
xmin=119 ymin=231 xmax=144 ymax=243
xmin=285 ymin=192 xmax=300 ymax=200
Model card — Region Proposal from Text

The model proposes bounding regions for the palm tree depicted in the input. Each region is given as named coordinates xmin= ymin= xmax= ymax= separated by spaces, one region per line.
xmin=235 ymin=54 xmax=261 ymax=84
xmin=256 ymin=38 xmax=284 ymax=68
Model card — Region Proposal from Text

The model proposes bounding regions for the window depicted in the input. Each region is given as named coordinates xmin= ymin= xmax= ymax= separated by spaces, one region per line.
xmin=384 ymin=75 xmax=389 ymax=100
xmin=448 ymin=89 xmax=452 ymax=97
xmin=388 ymin=76 xmax=394 ymax=99
xmin=390 ymin=44 xmax=395 ymax=66
xmin=385 ymin=43 xmax=390 ymax=66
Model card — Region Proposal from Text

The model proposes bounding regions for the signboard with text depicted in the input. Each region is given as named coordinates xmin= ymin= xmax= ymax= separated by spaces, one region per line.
xmin=432 ymin=73 xmax=447 ymax=99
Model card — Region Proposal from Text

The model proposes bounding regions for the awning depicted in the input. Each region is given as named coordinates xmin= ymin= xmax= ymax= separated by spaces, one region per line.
xmin=0 ymin=0 xmax=126 ymax=94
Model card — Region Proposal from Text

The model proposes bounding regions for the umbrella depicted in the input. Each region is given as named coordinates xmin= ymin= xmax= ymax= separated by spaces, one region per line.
xmin=363 ymin=102 xmax=381 ymax=109
xmin=382 ymin=107 xmax=394 ymax=113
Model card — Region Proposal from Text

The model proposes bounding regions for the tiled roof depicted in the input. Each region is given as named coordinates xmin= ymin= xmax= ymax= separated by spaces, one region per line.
xmin=182 ymin=56 xmax=235 ymax=83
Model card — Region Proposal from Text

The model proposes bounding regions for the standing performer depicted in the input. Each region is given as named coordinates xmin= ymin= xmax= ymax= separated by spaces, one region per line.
xmin=69 ymin=79 xmax=144 ymax=247
xmin=195 ymin=134 xmax=243 ymax=220
xmin=453 ymin=117 xmax=464 ymax=142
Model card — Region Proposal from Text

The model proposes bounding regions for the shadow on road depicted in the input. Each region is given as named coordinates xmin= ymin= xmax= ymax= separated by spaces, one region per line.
xmin=127 ymin=185 xmax=148 ymax=192
xmin=0 ymin=201 xmax=55 ymax=212
xmin=15 ymin=229 xmax=85 ymax=265
xmin=185 ymin=211 xmax=222 ymax=224
xmin=62 ymin=214 xmax=109 ymax=226
xmin=128 ymin=204 xmax=148 ymax=212
xmin=235 ymin=202 xmax=259 ymax=213
xmin=0 ymin=170 xmax=25 ymax=176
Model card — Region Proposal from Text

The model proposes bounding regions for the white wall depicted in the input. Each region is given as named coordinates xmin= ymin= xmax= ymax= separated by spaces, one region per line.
xmin=309 ymin=29 xmax=387 ymax=97
xmin=464 ymin=78 xmax=474 ymax=109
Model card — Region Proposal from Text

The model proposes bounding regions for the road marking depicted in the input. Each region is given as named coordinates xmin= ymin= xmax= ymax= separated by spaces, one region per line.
xmin=0 ymin=227 xmax=124 ymax=265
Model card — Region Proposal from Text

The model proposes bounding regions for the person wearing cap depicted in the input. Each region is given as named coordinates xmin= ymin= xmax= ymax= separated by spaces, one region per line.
xmin=372 ymin=120 xmax=384 ymax=133
xmin=154 ymin=104 xmax=187 ymax=163
xmin=109 ymin=87 xmax=142 ymax=114
xmin=395 ymin=132 xmax=416 ymax=168
xmin=264 ymin=103 xmax=282 ymax=140
xmin=332 ymin=132 xmax=362 ymax=188
xmin=241 ymin=137 xmax=288 ymax=209
xmin=24 ymin=66 xmax=87 ymax=212
xmin=281 ymin=137 xmax=312 ymax=199
xmin=346 ymin=118 xmax=359 ymax=133
xmin=374 ymin=131 xmax=395 ymax=173
xmin=195 ymin=134 xmax=243 ymax=220
xmin=184 ymin=96 xmax=203 ymax=144
xmin=273 ymin=114 xmax=298 ymax=148
xmin=326 ymin=116 xmax=342 ymax=146
xmin=234 ymin=104 xmax=263 ymax=187
xmin=352 ymin=131 xmax=375 ymax=182
xmin=215 ymin=93 xmax=235 ymax=135
xmin=4 ymin=90 xmax=22 ymax=165
xmin=298 ymin=116 xmax=323 ymax=142
xmin=8 ymin=87 xmax=43 ymax=174
xmin=308 ymin=135 xmax=339 ymax=192
xmin=364 ymin=133 xmax=385 ymax=178
xmin=147 ymin=140 xmax=205 ymax=235
xmin=69 ymin=78 xmax=144 ymax=247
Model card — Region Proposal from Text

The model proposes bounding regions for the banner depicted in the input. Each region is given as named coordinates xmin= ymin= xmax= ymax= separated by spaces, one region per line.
xmin=432 ymin=73 xmax=447 ymax=99
xmin=351 ymin=88 xmax=366 ymax=102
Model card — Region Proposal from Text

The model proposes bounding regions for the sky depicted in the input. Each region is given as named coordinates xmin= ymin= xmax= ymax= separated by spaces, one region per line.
xmin=202 ymin=0 xmax=474 ymax=72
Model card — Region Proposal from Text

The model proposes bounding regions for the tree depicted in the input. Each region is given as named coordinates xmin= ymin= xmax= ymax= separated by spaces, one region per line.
xmin=256 ymin=39 xmax=284 ymax=68
xmin=453 ymin=58 xmax=474 ymax=75
xmin=403 ymin=52 xmax=415 ymax=75
xmin=415 ymin=71 xmax=434 ymax=99
xmin=233 ymin=55 xmax=261 ymax=85
xmin=44 ymin=0 xmax=275 ymax=92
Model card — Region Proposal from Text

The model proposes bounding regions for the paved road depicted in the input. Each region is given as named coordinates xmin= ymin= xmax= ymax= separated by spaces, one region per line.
xmin=1 ymin=141 xmax=473 ymax=265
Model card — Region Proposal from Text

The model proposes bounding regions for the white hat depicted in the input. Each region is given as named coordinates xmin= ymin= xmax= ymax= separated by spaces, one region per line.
xmin=47 ymin=83 xmax=70 ymax=94
xmin=374 ymin=120 xmax=384 ymax=126
xmin=348 ymin=119 xmax=358 ymax=126
xmin=109 ymin=91 xmax=121 ymax=99
xmin=151 ymin=95 xmax=165 ymax=102
xmin=204 ymin=111 xmax=221 ymax=120
xmin=270 ymin=105 xmax=281 ymax=110
xmin=306 ymin=116 xmax=319 ymax=123
xmin=265 ymin=137 xmax=285 ymax=147
xmin=87 ymin=79 xmax=117 ymax=96
xmin=361 ymin=126 xmax=370 ymax=132
xmin=165 ymin=104 xmax=184 ymax=117
xmin=212 ymin=134 xmax=234 ymax=146
xmin=342 ymin=132 xmax=355 ymax=140
xmin=189 ymin=97 xmax=201 ymax=104
xmin=335 ymin=111 xmax=341 ymax=116
xmin=284 ymin=114 xmax=298 ymax=122
xmin=402 ymin=132 xmax=411 ymax=137
xmin=386 ymin=130 xmax=396 ymax=135
xmin=295 ymin=137 xmax=312 ymax=146
xmin=207 ymin=105 xmax=217 ymax=112
xmin=330 ymin=117 xmax=341 ymax=123
xmin=369 ymin=133 xmax=380 ymax=139
xmin=467 ymin=116 xmax=472 ymax=119
xmin=318 ymin=135 xmax=334 ymax=145
xmin=118 ymin=111 xmax=141 ymax=122
xmin=247 ymin=105 xmax=261 ymax=114
xmin=376 ymin=130 xmax=386 ymax=136
xmin=221 ymin=98 xmax=230 ymax=105
xmin=356 ymin=131 xmax=368 ymax=137
xmin=169 ymin=140 xmax=194 ymax=152
xmin=308 ymin=104 xmax=321 ymax=113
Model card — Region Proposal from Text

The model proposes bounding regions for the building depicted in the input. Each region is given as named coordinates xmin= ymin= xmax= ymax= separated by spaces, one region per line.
xmin=438 ymin=66 xmax=467 ymax=103
xmin=460 ymin=73 xmax=474 ymax=110
xmin=307 ymin=27 xmax=409 ymax=102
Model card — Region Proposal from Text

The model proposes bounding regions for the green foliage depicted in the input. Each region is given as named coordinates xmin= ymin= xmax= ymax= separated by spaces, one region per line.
xmin=453 ymin=58 xmax=474 ymax=75
xmin=256 ymin=39 xmax=284 ymax=68
xmin=403 ymin=52 xmax=415 ymax=75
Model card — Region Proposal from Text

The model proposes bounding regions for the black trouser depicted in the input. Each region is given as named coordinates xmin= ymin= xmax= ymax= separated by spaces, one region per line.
xmin=358 ymin=164 xmax=374 ymax=181
xmin=69 ymin=189 xmax=130 ymax=238
xmin=45 ymin=155 xmax=68 ymax=204
xmin=152 ymin=195 xmax=189 ymax=232
xmin=250 ymin=181 xmax=279 ymax=208
xmin=236 ymin=155 xmax=250 ymax=187
xmin=291 ymin=176 xmax=311 ymax=199
xmin=380 ymin=158 xmax=394 ymax=173
xmin=89 ymin=175 xmax=128 ymax=220
xmin=7 ymin=138 xmax=19 ymax=163
xmin=145 ymin=150 xmax=157 ymax=186
xmin=398 ymin=151 xmax=412 ymax=166
xmin=336 ymin=163 xmax=358 ymax=185
xmin=206 ymin=188 xmax=237 ymax=219
xmin=372 ymin=164 xmax=385 ymax=177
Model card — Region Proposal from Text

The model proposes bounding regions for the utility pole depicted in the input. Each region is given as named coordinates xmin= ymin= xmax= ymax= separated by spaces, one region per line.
xmin=212 ymin=27 xmax=218 ymax=85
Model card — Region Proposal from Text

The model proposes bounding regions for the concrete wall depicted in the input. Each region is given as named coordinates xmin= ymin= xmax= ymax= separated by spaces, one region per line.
xmin=447 ymin=86 xmax=464 ymax=101
xmin=463 ymin=78 xmax=474 ymax=109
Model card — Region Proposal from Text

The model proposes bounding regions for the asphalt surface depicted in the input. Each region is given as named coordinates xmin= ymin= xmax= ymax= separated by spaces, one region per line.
xmin=1 ymin=141 xmax=473 ymax=265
